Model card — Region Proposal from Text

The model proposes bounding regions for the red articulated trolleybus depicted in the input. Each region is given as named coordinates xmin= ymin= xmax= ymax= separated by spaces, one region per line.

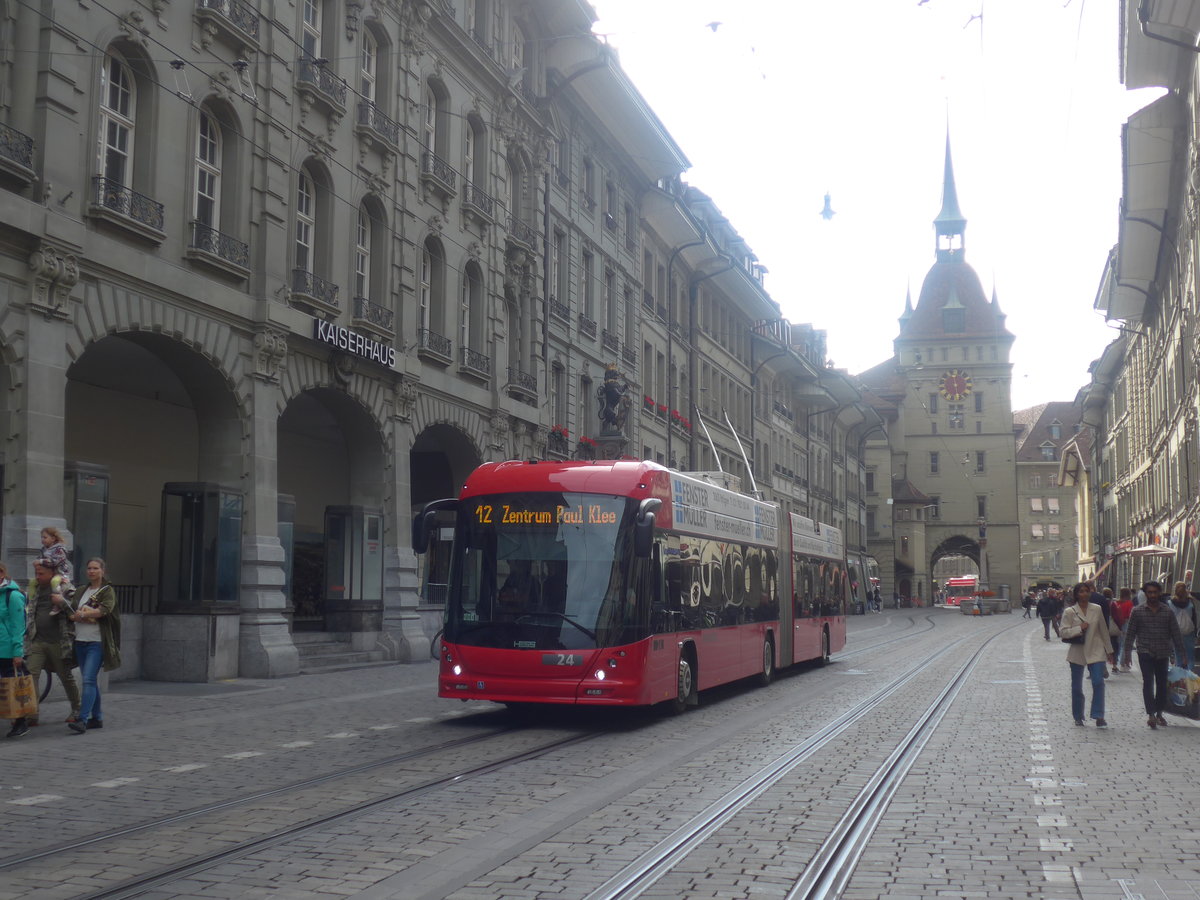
xmin=413 ymin=459 xmax=848 ymax=713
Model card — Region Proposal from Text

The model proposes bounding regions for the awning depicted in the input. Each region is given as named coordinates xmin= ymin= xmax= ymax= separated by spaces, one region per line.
xmin=1122 ymin=0 xmax=1198 ymax=90
xmin=1127 ymin=544 xmax=1177 ymax=557
xmin=1111 ymin=93 xmax=1182 ymax=322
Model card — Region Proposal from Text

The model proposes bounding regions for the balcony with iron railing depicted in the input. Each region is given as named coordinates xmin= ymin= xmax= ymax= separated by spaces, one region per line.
xmin=296 ymin=57 xmax=347 ymax=113
xmin=601 ymin=329 xmax=620 ymax=354
xmin=462 ymin=181 xmax=495 ymax=221
xmin=355 ymin=101 xmax=399 ymax=149
xmin=187 ymin=221 xmax=250 ymax=277
xmin=622 ymin=344 xmax=637 ymax=366
xmin=195 ymin=0 xmax=260 ymax=45
xmin=643 ymin=290 xmax=655 ymax=312
xmin=352 ymin=296 xmax=394 ymax=335
xmin=90 ymin=176 xmax=165 ymax=241
xmin=547 ymin=295 xmax=570 ymax=323
xmin=0 ymin=121 xmax=35 ymax=183
xmin=507 ymin=367 xmax=537 ymax=403
xmin=416 ymin=327 xmax=452 ymax=365
xmin=578 ymin=313 xmax=597 ymax=340
xmin=505 ymin=215 xmax=537 ymax=251
xmin=459 ymin=346 xmax=491 ymax=381
xmin=420 ymin=150 xmax=457 ymax=198
xmin=290 ymin=268 xmax=340 ymax=314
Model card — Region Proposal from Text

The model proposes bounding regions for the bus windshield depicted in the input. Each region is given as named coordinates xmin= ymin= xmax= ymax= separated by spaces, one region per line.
xmin=445 ymin=492 xmax=641 ymax=651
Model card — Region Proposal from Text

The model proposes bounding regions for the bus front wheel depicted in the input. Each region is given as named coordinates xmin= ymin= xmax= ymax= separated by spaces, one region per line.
xmin=818 ymin=628 xmax=831 ymax=666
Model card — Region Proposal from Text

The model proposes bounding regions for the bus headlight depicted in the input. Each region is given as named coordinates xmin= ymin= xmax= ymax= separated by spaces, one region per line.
xmin=452 ymin=664 xmax=462 ymax=676
xmin=594 ymin=669 xmax=606 ymax=681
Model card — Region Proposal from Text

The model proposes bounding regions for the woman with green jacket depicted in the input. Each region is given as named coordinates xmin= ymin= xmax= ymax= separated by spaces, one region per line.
xmin=67 ymin=557 xmax=120 ymax=734
xmin=1 ymin=561 xmax=30 ymax=738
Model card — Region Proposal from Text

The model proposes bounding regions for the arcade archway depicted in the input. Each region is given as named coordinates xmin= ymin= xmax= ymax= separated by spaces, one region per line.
xmin=278 ymin=388 xmax=386 ymax=632
xmin=410 ymin=423 xmax=481 ymax=604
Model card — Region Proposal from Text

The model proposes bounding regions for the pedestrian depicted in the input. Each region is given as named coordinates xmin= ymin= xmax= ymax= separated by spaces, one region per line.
xmin=1 ymin=562 xmax=30 ymax=739
xmin=1167 ymin=581 xmax=1197 ymax=673
xmin=67 ymin=558 xmax=120 ymax=734
xmin=1112 ymin=587 xmax=1134 ymax=672
xmin=11 ymin=560 xmax=81 ymax=732
xmin=1122 ymin=580 xmax=1188 ymax=729
xmin=1060 ymin=582 xmax=1114 ymax=727
xmin=1022 ymin=593 xmax=1034 ymax=619
xmin=37 ymin=526 xmax=74 ymax=587
xmin=1037 ymin=592 xmax=1058 ymax=640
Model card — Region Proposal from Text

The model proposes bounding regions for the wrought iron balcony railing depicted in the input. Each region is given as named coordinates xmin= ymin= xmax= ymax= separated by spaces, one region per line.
xmin=578 ymin=313 xmax=597 ymax=339
xmin=189 ymin=222 xmax=249 ymax=271
xmin=622 ymin=344 xmax=637 ymax=366
xmin=417 ymin=328 xmax=452 ymax=360
xmin=297 ymin=57 xmax=347 ymax=109
xmin=356 ymin=101 xmax=399 ymax=147
xmin=548 ymin=295 xmax=570 ymax=322
xmin=507 ymin=367 xmax=536 ymax=394
xmin=291 ymin=268 xmax=340 ymax=310
xmin=195 ymin=0 xmax=259 ymax=41
xmin=462 ymin=181 xmax=495 ymax=218
xmin=505 ymin=215 xmax=537 ymax=249
xmin=643 ymin=290 xmax=655 ymax=311
xmin=352 ymin=295 xmax=394 ymax=332
xmin=420 ymin=151 xmax=457 ymax=193
xmin=459 ymin=346 xmax=491 ymax=378
xmin=92 ymin=176 xmax=164 ymax=233
xmin=0 ymin=122 xmax=35 ymax=175
xmin=601 ymin=330 xmax=620 ymax=353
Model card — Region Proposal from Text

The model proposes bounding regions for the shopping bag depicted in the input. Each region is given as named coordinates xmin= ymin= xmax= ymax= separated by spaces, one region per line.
xmin=1165 ymin=665 xmax=1200 ymax=720
xmin=0 ymin=672 xmax=38 ymax=719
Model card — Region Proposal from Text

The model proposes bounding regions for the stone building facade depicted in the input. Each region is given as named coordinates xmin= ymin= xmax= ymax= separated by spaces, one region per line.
xmin=1077 ymin=3 xmax=1200 ymax=594
xmin=1013 ymin=402 xmax=1083 ymax=592
xmin=0 ymin=0 xmax=875 ymax=680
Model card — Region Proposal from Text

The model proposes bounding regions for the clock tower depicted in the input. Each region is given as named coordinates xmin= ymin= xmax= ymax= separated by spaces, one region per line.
xmin=858 ymin=134 xmax=1019 ymax=607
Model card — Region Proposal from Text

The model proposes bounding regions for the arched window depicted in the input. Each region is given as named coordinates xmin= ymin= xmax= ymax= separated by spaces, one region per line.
xmin=360 ymin=30 xmax=377 ymax=101
xmin=98 ymin=52 xmax=135 ymax=186
xmin=461 ymin=262 xmax=484 ymax=352
xmin=421 ymin=237 xmax=445 ymax=336
xmin=295 ymin=169 xmax=314 ymax=273
xmin=194 ymin=110 xmax=220 ymax=228
xmin=302 ymin=0 xmax=322 ymax=57
xmin=354 ymin=206 xmax=371 ymax=298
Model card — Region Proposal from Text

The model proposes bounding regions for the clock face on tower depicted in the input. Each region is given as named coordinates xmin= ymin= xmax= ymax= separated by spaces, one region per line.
xmin=939 ymin=369 xmax=973 ymax=401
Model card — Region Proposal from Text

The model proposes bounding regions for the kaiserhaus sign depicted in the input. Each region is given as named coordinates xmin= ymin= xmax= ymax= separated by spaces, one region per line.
xmin=313 ymin=319 xmax=396 ymax=368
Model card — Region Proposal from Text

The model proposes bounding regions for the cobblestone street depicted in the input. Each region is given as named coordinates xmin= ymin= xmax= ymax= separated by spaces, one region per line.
xmin=3 ymin=609 xmax=1197 ymax=900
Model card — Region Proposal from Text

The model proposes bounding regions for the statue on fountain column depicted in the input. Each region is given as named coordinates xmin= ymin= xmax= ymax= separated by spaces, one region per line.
xmin=597 ymin=364 xmax=630 ymax=435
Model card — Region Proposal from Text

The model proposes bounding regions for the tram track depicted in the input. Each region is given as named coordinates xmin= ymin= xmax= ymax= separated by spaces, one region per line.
xmin=4 ymin=610 xmax=955 ymax=899
xmin=584 ymin=617 xmax=1022 ymax=900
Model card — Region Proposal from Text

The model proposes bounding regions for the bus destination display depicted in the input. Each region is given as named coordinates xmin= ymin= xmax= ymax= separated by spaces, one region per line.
xmin=473 ymin=501 xmax=618 ymax=526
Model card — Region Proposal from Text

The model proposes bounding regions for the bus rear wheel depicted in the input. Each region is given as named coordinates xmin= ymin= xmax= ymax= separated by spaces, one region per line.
xmin=818 ymin=629 xmax=831 ymax=666
xmin=668 ymin=656 xmax=695 ymax=715
xmin=756 ymin=638 xmax=775 ymax=687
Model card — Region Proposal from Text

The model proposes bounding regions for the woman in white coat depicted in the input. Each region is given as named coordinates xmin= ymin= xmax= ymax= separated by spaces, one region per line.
xmin=1060 ymin=582 xmax=1115 ymax=727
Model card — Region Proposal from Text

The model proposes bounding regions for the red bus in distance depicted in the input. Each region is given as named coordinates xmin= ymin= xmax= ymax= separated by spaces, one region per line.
xmin=413 ymin=460 xmax=848 ymax=713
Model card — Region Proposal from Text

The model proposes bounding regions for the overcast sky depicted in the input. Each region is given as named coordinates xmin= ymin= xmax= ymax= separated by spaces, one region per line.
xmin=589 ymin=0 xmax=1162 ymax=411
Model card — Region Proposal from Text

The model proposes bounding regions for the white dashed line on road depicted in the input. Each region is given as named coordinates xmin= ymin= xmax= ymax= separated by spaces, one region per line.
xmin=92 ymin=777 xmax=140 ymax=788
xmin=162 ymin=764 xmax=207 ymax=773
xmin=325 ymin=732 xmax=359 ymax=739
xmin=405 ymin=717 xmax=434 ymax=723
xmin=368 ymin=724 xmax=398 ymax=730
xmin=281 ymin=741 xmax=313 ymax=748
xmin=223 ymin=751 xmax=264 ymax=759
xmin=7 ymin=794 xmax=63 ymax=806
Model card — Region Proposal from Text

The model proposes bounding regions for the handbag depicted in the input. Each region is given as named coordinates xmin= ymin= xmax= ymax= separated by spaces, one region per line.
xmin=0 ymin=670 xmax=38 ymax=719
xmin=1061 ymin=607 xmax=1086 ymax=644
xmin=1061 ymin=633 xmax=1086 ymax=645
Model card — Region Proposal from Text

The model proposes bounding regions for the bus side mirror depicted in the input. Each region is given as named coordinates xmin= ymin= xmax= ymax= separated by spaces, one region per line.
xmin=412 ymin=498 xmax=458 ymax=553
xmin=634 ymin=498 xmax=662 ymax=558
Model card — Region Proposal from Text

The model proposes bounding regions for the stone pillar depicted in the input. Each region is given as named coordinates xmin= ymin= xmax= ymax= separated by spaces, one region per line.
xmin=237 ymin=329 xmax=299 ymax=677
xmin=1 ymin=246 xmax=78 ymax=579
xmin=381 ymin=376 xmax=428 ymax=662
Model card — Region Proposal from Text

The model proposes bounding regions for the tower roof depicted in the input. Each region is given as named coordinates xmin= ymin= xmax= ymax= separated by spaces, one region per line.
xmin=934 ymin=132 xmax=966 ymax=236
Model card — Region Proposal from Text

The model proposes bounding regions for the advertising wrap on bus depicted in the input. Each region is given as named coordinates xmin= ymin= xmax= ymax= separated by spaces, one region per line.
xmin=413 ymin=459 xmax=848 ymax=712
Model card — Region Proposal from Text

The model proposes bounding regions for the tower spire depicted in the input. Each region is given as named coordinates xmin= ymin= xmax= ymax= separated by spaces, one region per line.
xmin=934 ymin=131 xmax=967 ymax=262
